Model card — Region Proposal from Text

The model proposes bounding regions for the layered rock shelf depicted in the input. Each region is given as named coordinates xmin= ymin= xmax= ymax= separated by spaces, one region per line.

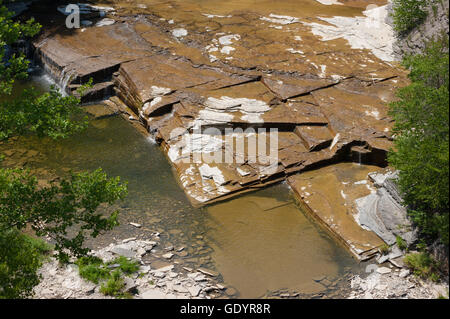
xmin=29 ymin=1 xmax=410 ymax=258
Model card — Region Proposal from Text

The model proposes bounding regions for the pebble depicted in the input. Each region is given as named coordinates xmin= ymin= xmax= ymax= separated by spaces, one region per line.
xmin=129 ymin=222 xmax=142 ymax=228
xmin=140 ymin=266 xmax=151 ymax=274
xmin=225 ymin=287 xmax=237 ymax=296
xmin=188 ymin=286 xmax=202 ymax=297
xmin=174 ymin=285 xmax=189 ymax=293
xmin=123 ymin=277 xmax=137 ymax=292
xmin=198 ymin=268 xmax=219 ymax=277
xmin=399 ymin=269 xmax=410 ymax=278
xmin=136 ymin=247 xmax=146 ymax=257
xmin=194 ymin=274 xmax=208 ymax=282
xmin=168 ymin=272 xmax=178 ymax=279
xmin=376 ymin=267 xmax=392 ymax=274
xmin=110 ymin=247 xmax=135 ymax=259
xmin=153 ymin=272 xmax=165 ymax=278
xmin=107 ymin=263 xmax=120 ymax=269
xmin=154 ymin=265 xmax=174 ymax=273
xmin=377 ymin=255 xmax=390 ymax=264
xmin=140 ymin=290 xmax=167 ymax=299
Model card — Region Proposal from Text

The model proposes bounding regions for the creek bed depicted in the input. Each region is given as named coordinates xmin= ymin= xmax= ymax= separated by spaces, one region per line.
xmin=1 ymin=75 xmax=369 ymax=298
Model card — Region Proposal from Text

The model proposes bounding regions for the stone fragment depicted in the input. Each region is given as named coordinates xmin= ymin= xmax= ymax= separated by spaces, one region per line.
xmin=188 ymin=286 xmax=202 ymax=297
xmin=153 ymin=265 xmax=174 ymax=273
xmin=399 ymin=269 xmax=410 ymax=278
xmin=389 ymin=257 xmax=406 ymax=269
xmin=140 ymin=289 xmax=167 ymax=299
xmin=173 ymin=285 xmax=189 ymax=293
xmin=111 ymin=247 xmax=135 ymax=259
xmin=123 ymin=277 xmax=137 ymax=292
xmin=376 ymin=267 xmax=392 ymax=274
xmin=355 ymin=172 xmax=417 ymax=246
xmin=197 ymin=268 xmax=219 ymax=277
xmin=294 ymin=125 xmax=334 ymax=151
xmin=377 ymin=255 xmax=390 ymax=264
xmin=162 ymin=253 xmax=174 ymax=259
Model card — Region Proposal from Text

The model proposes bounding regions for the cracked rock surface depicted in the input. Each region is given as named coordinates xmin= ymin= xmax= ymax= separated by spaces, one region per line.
xmin=31 ymin=0 xmax=408 ymax=207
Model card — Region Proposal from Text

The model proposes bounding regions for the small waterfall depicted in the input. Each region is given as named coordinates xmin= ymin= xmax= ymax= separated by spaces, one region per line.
xmin=58 ymin=67 xmax=76 ymax=96
xmin=28 ymin=44 xmax=69 ymax=96
xmin=147 ymin=135 xmax=157 ymax=145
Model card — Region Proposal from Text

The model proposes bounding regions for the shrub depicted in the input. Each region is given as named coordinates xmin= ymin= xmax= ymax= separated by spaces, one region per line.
xmin=380 ymin=243 xmax=390 ymax=255
xmin=22 ymin=234 xmax=53 ymax=256
xmin=389 ymin=38 xmax=449 ymax=246
xmin=396 ymin=236 xmax=408 ymax=251
xmin=107 ymin=256 xmax=139 ymax=275
xmin=76 ymin=256 xmax=139 ymax=297
xmin=391 ymin=0 xmax=428 ymax=34
xmin=76 ymin=256 xmax=110 ymax=284
xmin=100 ymin=270 xmax=126 ymax=298
xmin=404 ymin=252 xmax=439 ymax=279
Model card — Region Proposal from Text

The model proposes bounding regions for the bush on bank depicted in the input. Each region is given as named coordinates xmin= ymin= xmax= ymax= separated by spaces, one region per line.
xmin=391 ymin=0 xmax=429 ymax=34
xmin=388 ymin=37 xmax=449 ymax=247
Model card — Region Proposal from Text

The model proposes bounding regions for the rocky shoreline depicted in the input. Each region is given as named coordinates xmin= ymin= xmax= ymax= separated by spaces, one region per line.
xmin=389 ymin=0 xmax=449 ymax=57
xmin=349 ymin=268 xmax=448 ymax=299
xmin=32 ymin=236 xmax=449 ymax=300
xmin=33 ymin=237 xmax=230 ymax=299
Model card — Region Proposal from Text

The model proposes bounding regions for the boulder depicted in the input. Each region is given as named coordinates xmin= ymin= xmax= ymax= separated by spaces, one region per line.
xmin=110 ymin=247 xmax=135 ymax=259
xmin=140 ymin=289 xmax=167 ymax=299
xmin=123 ymin=277 xmax=137 ymax=293
xmin=376 ymin=267 xmax=392 ymax=275
xmin=356 ymin=172 xmax=417 ymax=246
xmin=399 ymin=269 xmax=410 ymax=278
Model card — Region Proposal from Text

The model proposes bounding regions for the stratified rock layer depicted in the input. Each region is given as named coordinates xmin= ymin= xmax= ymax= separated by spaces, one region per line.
xmin=30 ymin=1 xmax=410 ymax=256
xmin=288 ymin=163 xmax=386 ymax=259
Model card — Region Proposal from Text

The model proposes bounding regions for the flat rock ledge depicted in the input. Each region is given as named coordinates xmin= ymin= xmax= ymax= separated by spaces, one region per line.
xmin=30 ymin=2 xmax=408 ymax=208
xmin=33 ymin=239 xmax=224 ymax=299
xmin=288 ymin=165 xmax=418 ymax=261
xmin=348 ymin=267 xmax=449 ymax=299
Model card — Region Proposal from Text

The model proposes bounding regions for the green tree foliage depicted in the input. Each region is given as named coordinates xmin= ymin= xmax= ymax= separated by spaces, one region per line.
xmin=1 ymin=0 xmax=90 ymax=141
xmin=0 ymin=2 xmax=128 ymax=298
xmin=0 ymin=230 xmax=47 ymax=298
xmin=0 ymin=87 xmax=89 ymax=140
xmin=0 ymin=168 xmax=127 ymax=262
xmin=0 ymin=0 xmax=41 ymax=94
xmin=391 ymin=0 xmax=429 ymax=34
xmin=389 ymin=39 xmax=449 ymax=245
